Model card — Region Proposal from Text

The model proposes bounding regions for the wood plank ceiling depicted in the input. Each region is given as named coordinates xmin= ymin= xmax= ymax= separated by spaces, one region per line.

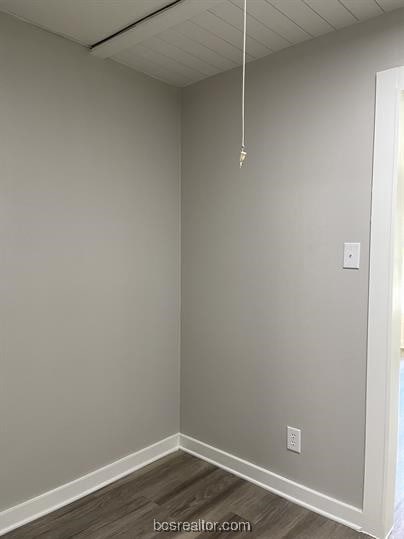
xmin=0 ymin=0 xmax=403 ymax=87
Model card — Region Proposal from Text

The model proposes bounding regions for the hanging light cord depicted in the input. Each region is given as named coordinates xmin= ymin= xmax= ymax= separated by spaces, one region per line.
xmin=240 ymin=0 xmax=247 ymax=168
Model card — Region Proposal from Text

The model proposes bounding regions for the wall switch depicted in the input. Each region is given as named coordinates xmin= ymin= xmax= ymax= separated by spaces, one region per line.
xmin=287 ymin=426 xmax=301 ymax=454
xmin=343 ymin=242 xmax=360 ymax=269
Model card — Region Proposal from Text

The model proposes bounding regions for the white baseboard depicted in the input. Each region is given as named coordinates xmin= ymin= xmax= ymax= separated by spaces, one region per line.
xmin=0 ymin=433 xmax=179 ymax=536
xmin=0 ymin=432 xmax=376 ymax=537
xmin=179 ymin=434 xmax=366 ymax=535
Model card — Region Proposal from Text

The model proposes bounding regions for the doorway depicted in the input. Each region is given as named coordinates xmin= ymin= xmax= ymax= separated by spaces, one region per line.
xmin=392 ymin=96 xmax=404 ymax=537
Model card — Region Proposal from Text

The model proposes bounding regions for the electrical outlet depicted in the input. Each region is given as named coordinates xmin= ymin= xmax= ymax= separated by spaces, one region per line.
xmin=287 ymin=426 xmax=301 ymax=454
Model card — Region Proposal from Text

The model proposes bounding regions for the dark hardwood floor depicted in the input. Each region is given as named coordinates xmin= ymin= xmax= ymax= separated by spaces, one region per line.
xmin=3 ymin=451 xmax=373 ymax=538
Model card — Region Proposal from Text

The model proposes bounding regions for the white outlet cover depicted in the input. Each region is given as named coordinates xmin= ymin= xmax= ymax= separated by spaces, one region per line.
xmin=287 ymin=426 xmax=301 ymax=454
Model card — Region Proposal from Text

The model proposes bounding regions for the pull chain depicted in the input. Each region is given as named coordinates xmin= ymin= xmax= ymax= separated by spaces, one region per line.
xmin=240 ymin=0 xmax=247 ymax=168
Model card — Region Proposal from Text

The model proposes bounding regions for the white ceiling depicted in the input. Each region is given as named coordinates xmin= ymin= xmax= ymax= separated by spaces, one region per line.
xmin=0 ymin=0 xmax=174 ymax=45
xmin=1 ymin=0 xmax=403 ymax=87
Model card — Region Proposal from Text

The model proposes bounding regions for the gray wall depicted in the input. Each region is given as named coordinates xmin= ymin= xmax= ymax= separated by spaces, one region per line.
xmin=181 ymin=9 xmax=404 ymax=509
xmin=0 ymin=12 xmax=180 ymax=511
xmin=5 ymin=2 xmax=404 ymax=516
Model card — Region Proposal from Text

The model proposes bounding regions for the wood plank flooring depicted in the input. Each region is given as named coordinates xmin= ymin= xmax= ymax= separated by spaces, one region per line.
xmin=2 ymin=451 xmax=373 ymax=538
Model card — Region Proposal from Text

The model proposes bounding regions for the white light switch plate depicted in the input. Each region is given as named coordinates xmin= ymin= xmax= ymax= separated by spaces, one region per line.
xmin=343 ymin=242 xmax=360 ymax=269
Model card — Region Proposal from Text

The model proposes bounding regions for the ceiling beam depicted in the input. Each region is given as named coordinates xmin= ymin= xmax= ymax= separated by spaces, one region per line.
xmin=90 ymin=0 xmax=221 ymax=59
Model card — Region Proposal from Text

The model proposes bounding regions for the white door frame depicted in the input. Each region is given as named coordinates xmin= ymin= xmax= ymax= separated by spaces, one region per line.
xmin=362 ymin=66 xmax=404 ymax=539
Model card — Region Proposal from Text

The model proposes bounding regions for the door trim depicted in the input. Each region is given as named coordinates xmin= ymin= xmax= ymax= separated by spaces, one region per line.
xmin=363 ymin=66 xmax=404 ymax=539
